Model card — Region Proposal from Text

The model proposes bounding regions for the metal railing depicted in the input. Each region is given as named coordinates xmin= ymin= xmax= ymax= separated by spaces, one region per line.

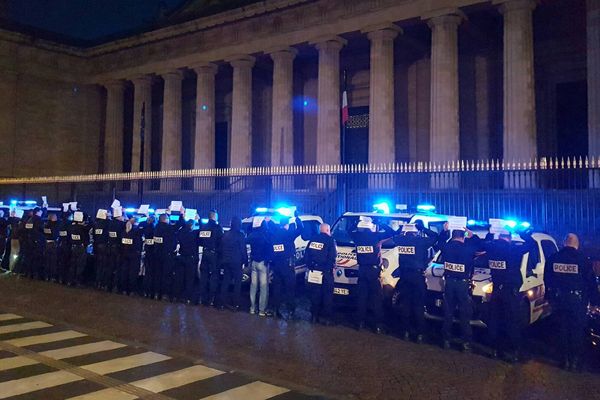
xmin=0 ymin=156 xmax=599 ymax=245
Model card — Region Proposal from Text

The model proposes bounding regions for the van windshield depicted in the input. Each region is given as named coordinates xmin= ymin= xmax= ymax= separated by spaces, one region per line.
xmin=331 ymin=215 xmax=410 ymax=246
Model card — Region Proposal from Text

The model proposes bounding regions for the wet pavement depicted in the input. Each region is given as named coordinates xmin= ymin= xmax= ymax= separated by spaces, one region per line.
xmin=1 ymin=273 xmax=600 ymax=400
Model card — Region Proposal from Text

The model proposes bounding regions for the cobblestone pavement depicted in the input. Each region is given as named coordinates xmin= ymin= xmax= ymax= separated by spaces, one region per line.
xmin=1 ymin=273 xmax=599 ymax=400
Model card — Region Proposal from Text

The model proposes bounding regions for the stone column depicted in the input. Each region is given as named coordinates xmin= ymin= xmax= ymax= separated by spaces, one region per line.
xmin=131 ymin=75 xmax=153 ymax=173
xmin=365 ymin=24 xmax=401 ymax=165
xmin=495 ymin=0 xmax=537 ymax=162
xmin=427 ymin=12 xmax=463 ymax=164
xmin=229 ymin=56 xmax=255 ymax=169
xmin=192 ymin=63 xmax=218 ymax=191
xmin=589 ymin=0 xmax=600 ymax=159
xmin=270 ymin=48 xmax=297 ymax=167
xmin=475 ymin=55 xmax=490 ymax=160
xmin=103 ymin=80 xmax=125 ymax=173
xmin=314 ymin=37 xmax=346 ymax=166
xmin=160 ymin=70 xmax=183 ymax=172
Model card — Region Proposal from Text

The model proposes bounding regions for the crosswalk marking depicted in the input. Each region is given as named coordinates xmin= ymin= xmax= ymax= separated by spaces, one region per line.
xmin=0 ymin=321 xmax=51 ymax=334
xmin=199 ymin=381 xmax=290 ymax=400
xmin=0 ymin=314 xmax=22 ymax=322
xmin=66 ymin=388 xmax=138 ymax=400
xmin=131 ymin=364 xmax=225 ymax=392
xmin=5 ymin=330 xmax=87 ymax=347
xmin=40 ymin=340 xmax=127 ymax=360
xmin=0 ymin=370 xmax=82 ymax=399
xmin=0 ymin=355 xmax=38 ymax=371
xmin=80 ymin=351 xmax=171 ymax=375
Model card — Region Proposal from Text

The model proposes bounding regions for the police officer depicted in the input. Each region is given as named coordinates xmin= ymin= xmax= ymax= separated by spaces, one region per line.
xmin=92 ymin=210 xmax=110 ymax=289
xmin=0 ymin=210 xmax=8 ymax=271
xmin=198 ymin=210 xmax=224 ymax=306
xmin=141 ymin=215 xmax=156 ymax=298
xmin=305 ymin=223 xmax=337 ymax=325
xmin=24 ymin=207 xmax=45 ymax=279
xmin=440 ymin=228 xmax=479 ymax=352
xmin=219 ymin=216 xmax=248 ymax=311
xmin=485 ymin=230 xmax=535 ymax=362
xmin=392 ymin=221 xmax=438 ymax=343
xmin=43 ymin=213 xmax=60 ymax=282
xmin=119 ymin=216 xmax=143 ymax=295
xmin=544 ymin=233 xmax=596 ymax=371
xmin=175 ymin=217 xmax=200 ymax=304
xmin=247 ymin=218 xmax=272 ymax=316
xmin=106 ymin=211 xmax=125 ymax=292
xmin=153 ymin=212 xmax=179 ymax=301
xmin=270 ymin=211 xmax=304 ymax=319
xmin=350 ymin=217 xmax=395 ymax=333
xmin=56 ymin=211 xmax=71 ymax=284
xmin=67 ymin=211 xmax=89 ymax=286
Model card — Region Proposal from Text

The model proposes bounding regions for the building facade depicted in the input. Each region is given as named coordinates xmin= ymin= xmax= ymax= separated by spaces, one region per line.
xmin=0 ymin=0 xmax=597 ymax=177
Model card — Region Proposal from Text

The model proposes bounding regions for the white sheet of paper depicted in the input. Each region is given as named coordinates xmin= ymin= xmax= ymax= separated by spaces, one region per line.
xmin=184 ymin=208 xmax=197 ymax=220
xmin=96 ymin=209 xmax=108 ymax=220
xmin=69 ymin=202 xmax=78 ymax=211
xmin=138 ymin=204 xmax=150 ymax=215
xmin=74 ymin=211 xmax=84 ymax=222
xmin=41 ymin=196 xmax=47 ymax=204
xmin=111 ymin=199 xmax=120 ymax=209
xmin=489 ymin=218 xmax=510 ymax=235
xmin=62 ymin=203 xmax=70 ymax=212
xmin=113 ymin=207 xmax=123 ymax=218
xmin=402 ymin=223 xmax=418 ymax=233
xmin=307 ymin=270 xmax=323 ymax=285
xmin=15 ymin=209 xmax=24 ymax=219
xmin=170 ymin=201 xmax=183 ymax=212
xmin=155 ymin=209 xmax=167 ymax=215
xmin=252 ymin=216 xmax=265 ymax=228
xmin=448 ymin=216 xmax=467 ymax=231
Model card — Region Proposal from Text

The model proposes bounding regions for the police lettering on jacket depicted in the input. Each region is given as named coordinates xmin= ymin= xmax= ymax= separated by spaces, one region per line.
xmin=270 ymin=219 xmax=305 ymax=261
xmin=485 ymin=234 xmax=535 ymax=286
xmin=392 ymin=230 xmax=438 ymax=272
xmin=350 ymin=227 xmax=395 ymax=267
xmin=107 ymin=219 xmax=125 ymax=245
xmin=121 ymin=226 xmax=143 ymax=252
xmin=92 ymin=219 xmax=110 ymax=246
xmin=198 ymin=220 xmax=223 ymax=252
xmin=154 ymin=219 xmax=180 ymax=252
xmin=545 ymin=246 xmax=595 ymax=293
xmin=25 ymin=215 xmax=45 ymax=247
xmin=43 ymin=220 xmax=60 ymax=242
xmin=304 ymin=232 xmax=337 ymax=272
xmin=440 ymin=238 xmax=479 ymax=280
xmin=67 ymin=222 xmax=89 ymax=246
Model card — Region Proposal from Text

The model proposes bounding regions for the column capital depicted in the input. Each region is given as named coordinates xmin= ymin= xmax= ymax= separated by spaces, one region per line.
xmin=362 ymin=23 xmax=403 ymax=40
xmin=191 ymin=62 xmax=218 ymax=76
xmin=159 ymin=69 xmax=184 ymax=81
xmin=102 ymin=79 xmax=125 ymax=91
xmin=227 ymin=55 xmax=256 ymax=69
xmin=312 ymin=36 xmax=347 ymax=52
xmin=130 ymin=75 xmax=153 ymax=86
xmin=423 ymin=8 xmax=466 ymax=28
xmin=268 ymin=47 xmax=298 ymax=62
xmin=493 ymin=0 xmax=537 ymax=13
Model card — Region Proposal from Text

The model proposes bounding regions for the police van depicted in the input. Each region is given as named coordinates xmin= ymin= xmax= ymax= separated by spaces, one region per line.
xmin=423 ymin=228 xmax=559 ymax=327
xmin=331 ymin=205 xmax=449 ymax=298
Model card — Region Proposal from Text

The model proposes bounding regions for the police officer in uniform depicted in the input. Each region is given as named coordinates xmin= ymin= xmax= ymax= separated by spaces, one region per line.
xmin=392 ymin=221 xmax=438 ymax=342
xmin=57 ymin=212 xmax=71 ymax=284
xmin=305 ymin=223 xmax=337 ymax=325
xmin=92 ymin=210 xmax=110 ymax=289
xmin=440 ymin=228 xmax=479 ymax=352
xmin=270 ymin=211 xmax=304 ymax=319
xmin=153 ymin=212 xmax=180 ymax=301
xmin=175 ymin=217 xmax=200 ymax=304
xmin=141 ymin=215 xmax=156 ymax=298
xmin=219 ymin=216 xmax=248 ymax=310
xmin=67 ymin=211 xmax=89 ymax=286
xmin=106 ymin=211 xmax=125 ymax=291
xmin=350 ymin=217 xmax=395 ymax=333
xmin=0 ymin=210 xmax=8 ymax=271
xmin=43 ymin=213 xmax=60 ymax=282
xmin=486 ymin=230 xmax=535 ymax=362
xmin=198 ymin=210 xmax=224 ymax=306
xmin=119 ymin=216 xmax=143 ymax=295
xmin=25 ymin=207 xmax=45 ymax=279
xmin=544 ymin=233 xmax=596 ymax=371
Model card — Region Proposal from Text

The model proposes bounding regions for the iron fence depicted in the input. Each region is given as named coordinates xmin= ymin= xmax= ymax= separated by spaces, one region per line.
xmin=1 ymin=156 xmax=599 ymax=245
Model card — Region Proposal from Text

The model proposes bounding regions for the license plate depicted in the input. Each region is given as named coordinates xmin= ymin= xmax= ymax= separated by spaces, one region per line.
xmin=333 ymin=287 xmax=349 ymax=296
xmin=435 ymin=299 xmax=443 ymax=308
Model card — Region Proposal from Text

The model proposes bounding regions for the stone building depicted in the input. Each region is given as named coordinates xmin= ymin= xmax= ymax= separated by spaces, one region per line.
xmin=0 ymin=0 xmax=597 ymax=178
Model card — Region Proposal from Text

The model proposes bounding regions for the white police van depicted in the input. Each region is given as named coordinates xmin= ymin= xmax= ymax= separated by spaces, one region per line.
xmin=331 ymin=205 xmax=449 ymax=299
xmin=423 ymin=226 xmax=559 ymax=327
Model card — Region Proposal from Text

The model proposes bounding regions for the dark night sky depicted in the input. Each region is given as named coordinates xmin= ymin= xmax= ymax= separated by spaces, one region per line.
xmin=2 ymin=0 xmax=187 ymax=43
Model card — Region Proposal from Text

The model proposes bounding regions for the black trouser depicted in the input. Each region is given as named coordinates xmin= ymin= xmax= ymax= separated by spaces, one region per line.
xmin=57 ymin=243 xmax=70 ymax=283
xmin=69 ymin=244 xmax=87 ymax=285
xmin=105 ymin=244 xmax=120 ymax=290
xmin=487 ymin=283 xmax=522 ymax=353
xmin=173 ymin=255 xmax=197 ymax=302
xmin=143 ymin=249 xmax=155 ymax=296
xmin=553 ymin=290 xmax=588 ymax=364
xmin=199 ymin=250 xmax=219 ymax=303
xmin=19 ymin=242 xmax=32 ymax=277
xmin=44 ymin=241 xmax=58 ymax=281
xmin=30 ymin=243 xmax=44 ymax=280
xmin=271 ymin=258 xmax=296 ymax=313
xmin=94 ymin=243 xmax=109 ymax=287
xmin=308 ymin=267 xmax=334 ymax=320
xmin=119 ymin=250 xmax=140 ymax=294
xmin=220 ymin=262 xmax=243 ymax=308
xmin=356 ymin=264 xmax=384 ymax=325
xmin=156 ymin=250 xmax=174 ymax=299
xmin=442 ymin=278 xmax=473 ymax=342
xmin=0 ymin=236 xmax=7 ymax=269
xmin=398 ymin=269 xmax=426 ymax=335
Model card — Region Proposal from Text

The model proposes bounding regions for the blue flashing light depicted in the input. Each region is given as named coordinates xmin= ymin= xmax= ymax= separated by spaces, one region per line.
xmin=10 ymin=200 xmax=17 ymax=205
xmin=124 ymin=208 xmax=137 ymax=213
xmin=200 ymin=218 xmax=209 ymax=224
xmin=520 ymin=221 xmax=531 ymax=229
xmin=255 ymin=207 xmax=268 ymax=213
xmin=467 ymin=219 xmax=476 ymax=226
xmin=303 ymin=100 xmax=309 ymax=107
xmin=148 ymin=209 xmax=155 ymax=214
xmin=276 ymin=207 xmax=294 ymax=217
xmin=505 ymin=220 xmax=517 ymax=229
xmin=373 ymin=202 xmax=391 ymax=215
xmin=417 ymin=204 xmax=436 ymax=212
xmin=24 ymin=201 xmax=37 ymax=205
xmin=201 ymin=104 xmax=208 ymax=111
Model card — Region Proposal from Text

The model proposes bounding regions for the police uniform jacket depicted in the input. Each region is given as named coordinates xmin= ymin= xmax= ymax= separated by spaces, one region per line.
xmin=25 ymin=215 xmax=45 ymax=248
xmin=485 ymin=234 xmax=535 ymax=287
xmin=544 ymin=246 xmax=595 ymax=295
xmin=7 ymin=216 xmax=19 ymax=239
xmin=220 ymin=229 xmax=248 ymax=266
xmin=154 ymin=220 xmax=179 ymax=253
xmin=350 ymin=226 xmax=395 ymax=266
xmin=177 ymin=226 xmax=200 ymax=257
xmin=393 ymin=230 xmax=438 ymax=272
xmin=43 ymin=220 xmax=60 ymax=242
xmin=270 ymin=218 xmax=305 ymax=262
xmin=198 ymin=220 xmax=224 ymax=253
xmin=57 ymin=216 xmax=70 ymax=247
xmin=440 ymin=237 xmax=479 ymax=280
xmin=304 ymin=233 xmax=337 ymax=272
xmin=107 ymin=219 xmax=125 ymax=247
xmin=68 ymin=222 xmax=89 ymax=246
xmin=121 ymin=226 xmax=143 ymax=253
xmin=0 ymin=217 xmax=8 ymax=238
xmin=141 ymin=222 xmax=155 ymax=255
xmin=92 ymin=219 xmax=110 ymax=246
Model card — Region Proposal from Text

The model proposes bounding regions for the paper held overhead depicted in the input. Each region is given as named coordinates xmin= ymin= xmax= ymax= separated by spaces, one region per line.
xmin=448 ymin=216 xmax=467 ymax=231
xmin=113 ymin=207 xmax=123 ymax=218
xmin=111 ymin=199 xmax=121 ymax=209
xmin=62 ymin=203 xmax=70 ymax=212
xmin=138 ymin=204 xmax=150 ymax=215
xmin=489 ymin=218 xmax=510 ymax=235
xmin=73 ymin=211 xmax=84 ymax=222
xmin=69 ymin=202 xmax=78 ymax=211
xmin=184 ymin=208 xmax=197 ymax=221
xmin=169 ymin=201 xmax=183 ymax=212
xmin=96 ymin=209 xmax=108 ymax=220
xmin=252 ymin=216 xmax=265 ymax=228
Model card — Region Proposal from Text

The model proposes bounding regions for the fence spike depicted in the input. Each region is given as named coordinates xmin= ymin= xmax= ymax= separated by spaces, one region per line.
xmin=566 ymin=157 xmax=571 ymax=169
xmin=585 ymin=156 xmax=589 ymax=168
xmin=593 ymin=156 xmax=598 ymax=169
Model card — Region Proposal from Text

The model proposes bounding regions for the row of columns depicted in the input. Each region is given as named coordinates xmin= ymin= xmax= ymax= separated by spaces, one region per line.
xmin=102 ymin=0 xmax=539 ymax=174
